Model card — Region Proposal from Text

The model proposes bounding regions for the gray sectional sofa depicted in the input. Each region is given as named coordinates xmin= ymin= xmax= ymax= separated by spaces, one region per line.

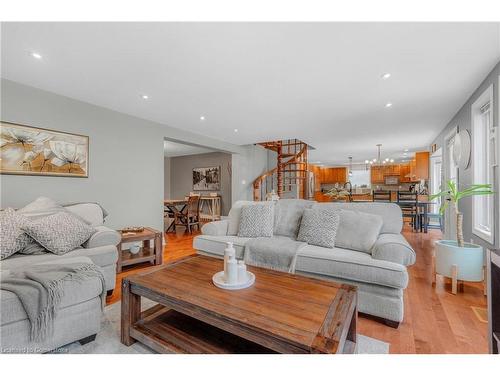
xmin=194 ymin=199 xmax=416 ymax=327
xmin=0 ymin=202 xmax=120 ymax=353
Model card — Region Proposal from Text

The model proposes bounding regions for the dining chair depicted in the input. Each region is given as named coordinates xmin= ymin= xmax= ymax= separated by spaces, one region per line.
xmin=372 ymin=190 xmax=392 ymax=202
xmin=174 ymin=195 xmax=201 ymax=234
xmin=397 ymin=191 xmax=419 ymax=231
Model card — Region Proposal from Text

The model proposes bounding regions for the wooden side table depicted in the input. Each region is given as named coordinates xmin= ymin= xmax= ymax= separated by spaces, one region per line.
xmin=117 ymin=227 xmax=162 ymax=273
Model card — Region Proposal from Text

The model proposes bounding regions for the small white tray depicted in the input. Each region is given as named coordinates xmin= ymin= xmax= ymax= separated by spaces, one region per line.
xmin=212 ymin=271 xmax=255 ymax=290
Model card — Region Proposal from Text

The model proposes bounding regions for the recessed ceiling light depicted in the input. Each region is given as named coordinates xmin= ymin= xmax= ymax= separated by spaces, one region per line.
xmin=404 ymin=149 xmax=409 ymax=152
xmin=200 ymin=116 xmax=205 ymax=121
xmin=31 ymin=52 xmax=42 ymax=59
xmin=385 ymin=102 xmax=393 ymax=108
xmin=141 ymin=94 xmax=149 ymax=100
xmin=234 ymin=129 xmax=239 ymax=133
xmin=381 ymin=73 xmax=391 ymax=80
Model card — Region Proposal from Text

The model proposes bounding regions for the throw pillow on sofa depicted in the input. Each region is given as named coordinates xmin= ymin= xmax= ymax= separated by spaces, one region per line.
xmin=17 ymin=196 xmax=66 ymax=219
xmin=297 ymin=208 xmax=340 ymax=248
xmin=335 ymin=209 xmax=383 ymax=253
xmin=0 ymin=208 xmax=33 ymax=260
xmin=21 ymin=212 xmax=96 ymax=255
xmin=227 ymin=201 xmax=275 ymax=236
xmin=238 ymin=204 xmax=274 ymax=238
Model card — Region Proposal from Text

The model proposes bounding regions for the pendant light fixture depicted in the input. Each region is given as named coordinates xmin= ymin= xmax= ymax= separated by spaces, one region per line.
xmin=364 ymin=144 xmax=394 ymax=167
xmin=348 ymin=156 xmax=353 ymax=177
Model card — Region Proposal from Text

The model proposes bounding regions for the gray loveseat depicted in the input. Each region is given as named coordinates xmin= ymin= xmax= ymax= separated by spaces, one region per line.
xmin=0 ymin=202 xmax=120 ymax=353
xmin=194 ymin=199 xmax=416 ymax=327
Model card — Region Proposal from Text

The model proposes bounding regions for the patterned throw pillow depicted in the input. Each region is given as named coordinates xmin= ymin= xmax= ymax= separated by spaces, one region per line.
xmin=0 ymin=208 xmax=33 ymax=260
xmin=21 ymin=212 xmax=96 ymax=255
xmin=238 ymin=204 xmax=274 ymax=238
xmin=297 ymin=208 xmax=340 ymax=248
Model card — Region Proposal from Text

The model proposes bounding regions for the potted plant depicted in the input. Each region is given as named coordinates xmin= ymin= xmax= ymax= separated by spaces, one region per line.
xmin=430 ymin=181 xmax=493 ymax=289
xmin=430 ymin=180 xmax=493 ymax=246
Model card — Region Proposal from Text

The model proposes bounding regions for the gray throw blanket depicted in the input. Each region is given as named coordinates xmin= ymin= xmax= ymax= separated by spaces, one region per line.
xmin=1 ymin=262 xmax=106 ymax=342
xmin=244 ymin=237 xmax=307 ymax=273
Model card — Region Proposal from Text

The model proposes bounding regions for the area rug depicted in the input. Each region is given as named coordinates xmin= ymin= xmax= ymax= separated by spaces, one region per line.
xmin=60 ymin=300 xmax=389 ymax=354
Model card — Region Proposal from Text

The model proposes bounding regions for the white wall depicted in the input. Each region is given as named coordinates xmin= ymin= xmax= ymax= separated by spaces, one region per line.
xmin=231 ymin=145 xmax=270 ymax=203
xmin=164 ymin=156 xmax=171 ymax=199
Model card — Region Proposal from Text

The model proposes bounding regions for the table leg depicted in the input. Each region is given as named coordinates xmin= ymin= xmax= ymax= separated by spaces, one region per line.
xmin=121 ymin=278 xmax=141 ymax=346
xmin=116 ymin=243 xmax=123 ymax=273
xmin=424 ymin=204 xmax=428 ymax=233
xmin=155 ymin=232 xmax=163 ymax=266
xmin=451 ymin=264 xmax=458 ymax=295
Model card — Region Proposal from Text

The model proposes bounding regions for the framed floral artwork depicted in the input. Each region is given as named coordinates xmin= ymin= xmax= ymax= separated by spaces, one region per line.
xmin=0 ymin=121 xmax=89 ymax=177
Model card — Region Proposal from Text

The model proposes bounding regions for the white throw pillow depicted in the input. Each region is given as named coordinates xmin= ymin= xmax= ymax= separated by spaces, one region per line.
xmin=297 ymin=208 xmax=340 ymax=248
xmin=227 ymin=201 xmax=274 ymax=236
xmin=0 ymin=208 xmax=33 ymax=260
xmin=22 ymin=212 xmax=96 ymax=255
xmin=237 ymin=204 xmax=274 ymax=238
xmin=17 ymin=196 xmax=66 ymax=219
xmin=65 ymin=203 xmax=105 ymax=226
xmin=335 ymin=209 xmax=383 ymax=253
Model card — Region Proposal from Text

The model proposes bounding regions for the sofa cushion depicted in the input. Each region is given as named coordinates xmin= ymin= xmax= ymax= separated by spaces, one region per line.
xmin=335 ymin=209 xmax=383 ymax=253
xmin=0 ymin=208 xmax=33 ymax=260
xmin=64 ymin=203 xmax=106 ymax=226
xmin=238 ymin=204 xmax=274 ymax=238
xmin=313 ymin=202 xmax=403 ymax=234
xmin=227 ymin=201 xmax=274 ymax=236
xmin=274 ymin=199 xmax=314 ymax=238
xmin=193 ymin=235 xmax=250 ymax=259
xmin=371 ymin=233 xmax=416 ymax=266
xmin=295 ymin=244 xmax=408 ymax=289
xmin=22 ymin=212 xmax=95 ymax=255
xmin=1 ymin=245 xmax=118 ymax=270
xmin=0 ymin=256 xmax=103 ymax=326
xmin=297 ymin=208 xmax=340 ymax=248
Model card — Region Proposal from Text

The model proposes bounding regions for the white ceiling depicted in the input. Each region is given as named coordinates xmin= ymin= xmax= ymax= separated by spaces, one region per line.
xmin=164 ymin=140 xmax=215 ymax=157
xmin=2 ymin=22 xmax=499 ymax=165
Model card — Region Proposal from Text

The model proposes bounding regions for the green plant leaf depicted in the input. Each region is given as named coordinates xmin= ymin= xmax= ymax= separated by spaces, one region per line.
xmin=429 ymin=190 xmax=449 ymax=201
xmin=439 ymin=200 xmax=449 ymax=215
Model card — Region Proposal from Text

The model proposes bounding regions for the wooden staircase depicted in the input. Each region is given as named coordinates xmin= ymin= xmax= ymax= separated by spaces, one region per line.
xmin=253 ymin=139 xmax=309 ymax=201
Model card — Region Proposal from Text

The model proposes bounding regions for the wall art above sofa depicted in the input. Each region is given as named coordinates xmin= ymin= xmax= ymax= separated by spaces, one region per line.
xmin=0 ymin=121 xmax=89 ymax=178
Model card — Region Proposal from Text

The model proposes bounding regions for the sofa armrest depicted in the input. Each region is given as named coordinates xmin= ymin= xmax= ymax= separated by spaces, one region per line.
xmin=201 ymin=220 xmax=229 ymax=236
xmin=371 ymin=233 xmax=416 ymax=266
xmin=85 ymin=226 xmax=121 ymax=248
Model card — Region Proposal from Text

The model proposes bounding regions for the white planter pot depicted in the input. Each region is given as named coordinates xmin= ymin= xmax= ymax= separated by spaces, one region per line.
xmin=435 ymin=240 xmax=484 ymax=282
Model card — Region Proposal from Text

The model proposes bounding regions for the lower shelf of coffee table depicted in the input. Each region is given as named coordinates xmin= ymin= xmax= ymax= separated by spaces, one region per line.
xmin=121 ymin=248 xmax=156 ymax=267
xmin=130 ymin=305 xmax=275 ymax=354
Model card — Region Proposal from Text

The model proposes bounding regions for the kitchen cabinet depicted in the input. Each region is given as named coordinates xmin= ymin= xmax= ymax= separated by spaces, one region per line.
xmin=320 ymin=167 xmax=347 ymax=184
xmin=415 ymin=151 xmax=430 ymax=180
xmin=369 ymin=154 xmax=429 ymax=185
xmin=399 ymin=163 xmax=411 ymax=183
xmin=370 ymin=166 xmax=384 ymax=184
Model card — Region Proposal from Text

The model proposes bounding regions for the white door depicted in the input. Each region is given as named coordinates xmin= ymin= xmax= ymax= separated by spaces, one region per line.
xmin=429 ymin=148 xmax=442 ymax=215
xmin=444 ymin=128 xmax=458 ymax=240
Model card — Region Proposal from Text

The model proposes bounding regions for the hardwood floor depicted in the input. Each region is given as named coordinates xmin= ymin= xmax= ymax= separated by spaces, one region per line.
xmin=107 ymin=225 xmax=488 ymax=354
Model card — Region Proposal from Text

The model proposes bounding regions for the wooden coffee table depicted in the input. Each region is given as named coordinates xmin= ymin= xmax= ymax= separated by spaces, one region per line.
xmin=121 ymin=256 xmax=357 ymax=354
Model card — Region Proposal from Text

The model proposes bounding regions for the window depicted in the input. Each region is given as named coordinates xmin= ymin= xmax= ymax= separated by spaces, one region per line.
xmin=349 ymin=169 xmax=370 ymax=187
xmin=472 ymin=85 xmax=494 ymax=243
